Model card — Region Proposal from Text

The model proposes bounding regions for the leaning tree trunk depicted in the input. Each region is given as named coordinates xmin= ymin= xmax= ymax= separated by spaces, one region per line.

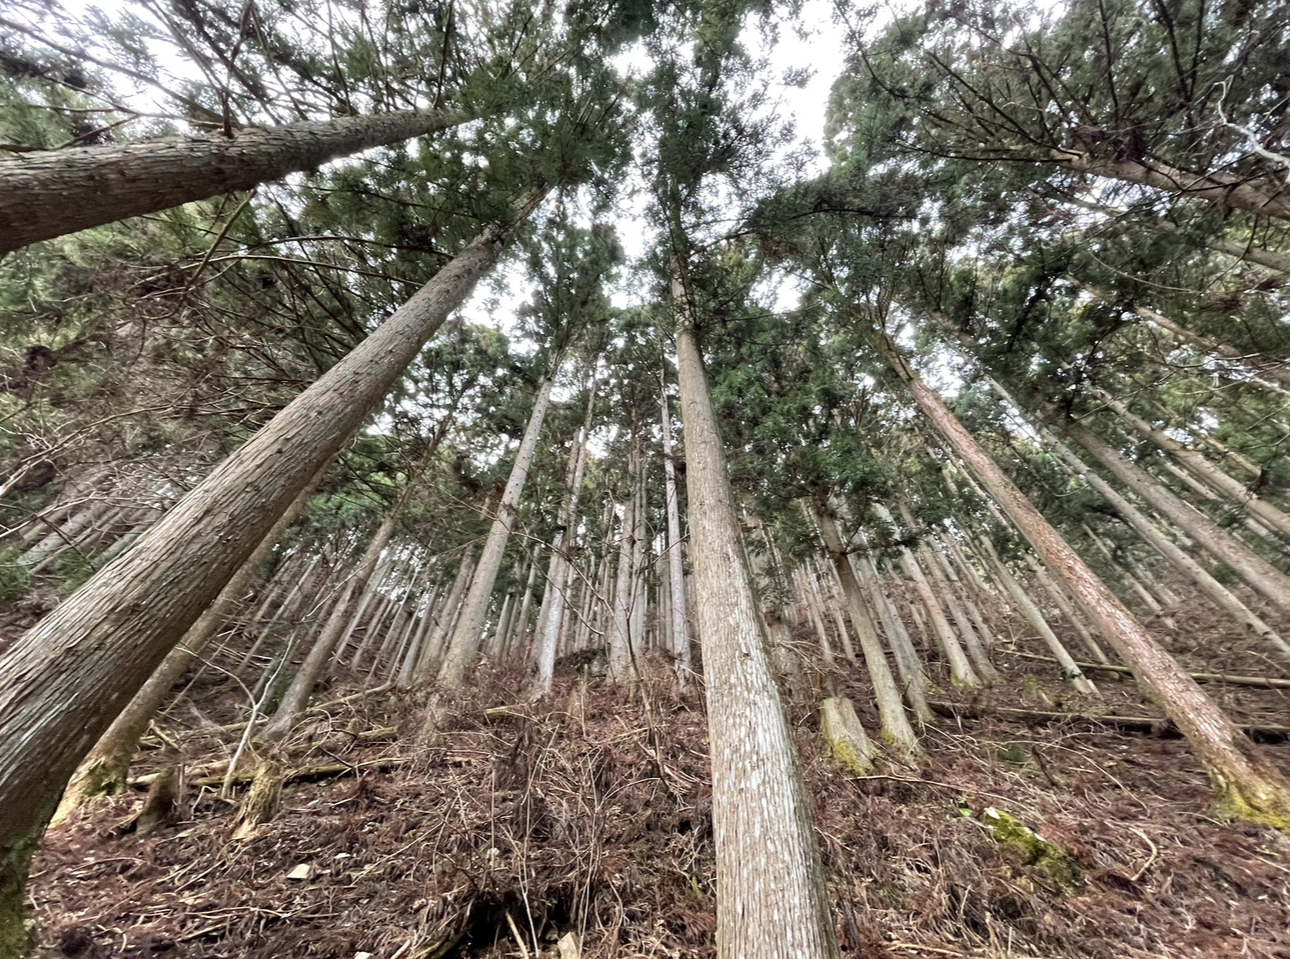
xmin=1050 ymin=149 xmax=1290 ymax=223
xmin=1019 ymin=384 xmax=1290 ymax=612
xmin=0 ymin=108 xmax=465 ymax=256
xmin=438 ymin=372 xmax=557 ymax=688
xmin=874 ymin=502 xmax=980 ymax=688
xmin=674 ymin=274 xmax=840 ymax=959
xmin=815 ymin=506 xmax=923 ymax=756
xmin=52 ymin=468 xmax=327 ymax=823
xmin=873 ymin=327 xmax=1290 ymax=828
xmin=1039 ymin=422 xmax=1290 ymax=665
xmin=0 ymin=188 xmax=545 ymax=953
xmin=1086 ymin=385 xmax=1290 ymax=541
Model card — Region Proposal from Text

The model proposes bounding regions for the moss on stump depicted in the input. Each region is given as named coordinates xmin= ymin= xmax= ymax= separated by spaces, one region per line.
xmin=980 ymin=806 xmax=1081 ymax=893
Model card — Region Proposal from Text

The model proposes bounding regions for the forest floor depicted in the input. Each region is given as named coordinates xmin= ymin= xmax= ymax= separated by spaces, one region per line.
xmin=26 ymin=608 xmax=1290 ymax=959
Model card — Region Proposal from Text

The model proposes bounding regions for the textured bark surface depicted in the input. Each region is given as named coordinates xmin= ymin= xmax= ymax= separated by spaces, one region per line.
xmin=876 ymin=330 xmax=1290 ymax=826
xmin=0 ymin=190 xmax=543 ymax=861
xmin=54 ymin=473 xmax=325 ymax=824
xmin=0 ymin=109 xmax=462 ymax=255
xmin=675 ymin=320 xmax=840 ymax=959
xmin=439 ymin=373 xmax=556 ymax=687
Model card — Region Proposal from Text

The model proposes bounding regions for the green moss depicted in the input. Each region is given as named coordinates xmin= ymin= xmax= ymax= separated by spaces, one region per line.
xmin=980 ymin=806 xmax=1081 ymax=893
xmin=820 ymin=697 xmax=875 ymax=775
xmin=1213 ymin=780 xmax=1290 ymax=833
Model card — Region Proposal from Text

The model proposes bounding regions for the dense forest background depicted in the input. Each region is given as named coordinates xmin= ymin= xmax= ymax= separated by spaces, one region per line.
xmin=0 ymin=0 xmax=1288 ymax=956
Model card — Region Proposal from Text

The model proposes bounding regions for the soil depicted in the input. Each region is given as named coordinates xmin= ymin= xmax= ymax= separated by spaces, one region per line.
xmin=24 ymin=595 xmax=1290 ymax=959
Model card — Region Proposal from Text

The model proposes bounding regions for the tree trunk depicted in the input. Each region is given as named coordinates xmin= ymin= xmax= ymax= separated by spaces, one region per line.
xmin=1044 ymin=429 xmax=1290 ymax=665
xmin=1029 ymin=388 xmax=1290 ymax=610
xmin=875 ymin=328 xmax=1290 ymax=827
xmin=607 ymin=449 xmax=640 ymax=683
xmin=52 ymin=470 xmax=325 ymax=823
xmin=815 ymin=507 xmax=923 ymax=757
xmin=1050 ymin=148 xmax=1290 ymax=222
xmin=438 ymin=372 xmax=557 ymax=687
xmin=661 ymin=387 xmax=692 ymax=683
xmin=261 ymin=458 xmax=429 ymax=742
xmin=412 ymin=550 xmax=477 ymax=684
xmin=874 ymin=503 xmax=980 ymax=688
xmin=1087 ymin=385 xmax=1290 ymax=541
xmin=852 ymin=552 xmax=936 ymax=724
xmin=675 ymin=290 xmax=840 ymax=959
xmin=0 ymin=109 xmax=465 ymax=256
xmin=533 ymin=412 xmax=593 ymax=697
xmin=0 ymin=190 xmax=544 ymax=939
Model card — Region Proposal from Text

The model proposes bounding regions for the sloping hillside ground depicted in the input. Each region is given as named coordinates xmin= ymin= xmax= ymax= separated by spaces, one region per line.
xmin=30 ymin=597 xmax=1290 ymax=959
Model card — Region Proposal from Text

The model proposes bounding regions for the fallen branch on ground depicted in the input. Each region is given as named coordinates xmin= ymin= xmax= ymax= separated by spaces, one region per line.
xmin=1009 ymin=650 xmax=1290 ymax=688
xmin=930 ymin=702 xmax=1290 ymax=741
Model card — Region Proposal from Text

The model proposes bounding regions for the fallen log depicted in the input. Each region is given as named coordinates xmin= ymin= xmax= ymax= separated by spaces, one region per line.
xmin=1009 ymin=650 xmax=1290 ymax=688
xmin=929 ymin=702 xmax=1290 ymax=743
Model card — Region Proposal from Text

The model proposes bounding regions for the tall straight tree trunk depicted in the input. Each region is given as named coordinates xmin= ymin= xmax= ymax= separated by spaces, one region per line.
xmin=607 ymin=479 xmax=639 ymax=683
xmin=533 ymin=410 xmax=593 ymax=697
xmin=52 ymin=468 xmax=326 ymax=823
xmin=661 ymin=385 xmax=692 ymax=684
xmin=0 ymin=188 xmax=544 ymax=950
xmin=873 ymin=327 xmax=1290 ymax=827
xmin=0 ymin=108 xmax=465 ymax=256
xmin=1086 ymin=385 xmax=1290 ymax=541
xmin=438 ymin=372 xmax=558 ymax=688
xmin=674 ymin=271 xmax=840 ymax=959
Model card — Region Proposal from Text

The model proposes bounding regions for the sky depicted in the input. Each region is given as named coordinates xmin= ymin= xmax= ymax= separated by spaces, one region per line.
xmin=23 ymin=0 xmax=849 ymax=366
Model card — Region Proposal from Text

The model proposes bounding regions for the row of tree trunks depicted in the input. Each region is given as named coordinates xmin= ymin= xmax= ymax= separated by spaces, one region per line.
xmin=870 ymin=323 xmax=1290 ymax=827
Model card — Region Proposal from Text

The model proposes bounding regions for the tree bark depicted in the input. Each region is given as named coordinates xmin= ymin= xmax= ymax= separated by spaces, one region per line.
xmin=1043 ymin=427 xmax=1290 ymax=665
xmin=661 ymin=387 xmax=692 ymax=683
xmin=675 ymin=302 xmax=840 ymax=958
xmin=0 ymin=109 xmax=464 ymax=255
xmin=52 ymin=470 xmax=325 ymax=823
xmin=261 ymin=457 xmax=430 ymax=742
xmin=1087 ymin=385 xmax=1290 ymax=541
xmin=0 ymin=189 xmax=545 ymax=938
xmin=874 ymin=328 xmax=1290 ymax=827
xmin=874 ymin=503 xmax=980 ymax=688
xmin=1024 ymin=386 xmax=1290 ymax=611
xmin=533 ymin=408 xmax=593 ymax=697
xmin=1051 ymin=148 xmax=1290 ymax=223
